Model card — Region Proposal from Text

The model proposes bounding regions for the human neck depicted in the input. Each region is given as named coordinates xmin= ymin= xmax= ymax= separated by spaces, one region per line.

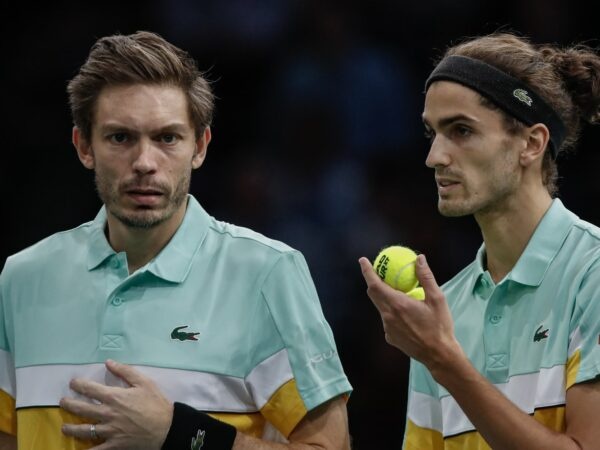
xmin=475 ymin=187 xmax=552 ymax=284
xmin=105 ymin=204 xmax=187 ymax=274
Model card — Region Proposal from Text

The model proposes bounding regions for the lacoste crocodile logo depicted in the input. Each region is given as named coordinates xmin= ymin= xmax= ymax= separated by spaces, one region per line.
xmin=513 ymin=88 xmax=533 ymax=106
xmin=171 ymin=325 xmax=200 ymax=341
xmin=191 ymin=429 xmax=205 ymax=450
xmin=534 ymin=325 xmax=549 ymax=342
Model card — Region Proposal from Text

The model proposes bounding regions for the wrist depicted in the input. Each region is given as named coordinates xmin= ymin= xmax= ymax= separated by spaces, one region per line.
xmin=427 ymin=338 xmax=468 ymax=383
xmin=156 ymin=401 xmax=175 ymax=449
xmin=161 ymin=402 xmax=237 ymax=450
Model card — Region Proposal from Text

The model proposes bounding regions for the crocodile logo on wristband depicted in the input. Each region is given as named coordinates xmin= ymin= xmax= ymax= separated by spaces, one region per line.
xmin=191 ymin=429 xmax=205 ymax=450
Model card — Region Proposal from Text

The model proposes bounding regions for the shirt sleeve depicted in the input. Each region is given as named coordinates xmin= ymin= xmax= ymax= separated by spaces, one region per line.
xmin=568 ymin=253 xmax=600 ymax=387
xmin=0 ymin=271 xmax=17 ymax=435
xmin=257 ymin=250 xmax=352 ymax=436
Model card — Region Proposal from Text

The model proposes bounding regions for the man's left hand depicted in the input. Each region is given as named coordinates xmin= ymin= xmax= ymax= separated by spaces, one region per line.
xmin=60 ymin=359 xmax=173 ymax=450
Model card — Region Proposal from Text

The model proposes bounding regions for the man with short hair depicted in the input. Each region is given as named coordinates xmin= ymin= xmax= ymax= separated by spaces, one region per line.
xmin=0 ymin=31 xmax=351 ymax=450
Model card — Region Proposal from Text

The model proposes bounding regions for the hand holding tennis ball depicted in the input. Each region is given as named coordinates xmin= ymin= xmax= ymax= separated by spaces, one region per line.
xmin=373 ymin=246 xmax=425 ymax=300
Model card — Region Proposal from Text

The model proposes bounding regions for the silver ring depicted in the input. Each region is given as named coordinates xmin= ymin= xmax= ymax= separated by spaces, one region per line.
xmin=90 ymin=424 xmax=98 ymax=440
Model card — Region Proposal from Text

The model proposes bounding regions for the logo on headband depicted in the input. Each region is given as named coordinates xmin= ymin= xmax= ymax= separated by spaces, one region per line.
xmin=513 ymin=89 xmax=533 ymax=106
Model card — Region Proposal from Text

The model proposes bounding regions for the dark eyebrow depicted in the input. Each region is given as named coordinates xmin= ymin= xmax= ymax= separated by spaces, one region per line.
xmin=154 ymin=123 xmax=189 ymax=134
xmin=422 ymin=114 xmax=478 ymax=130
xmin=98 ymin=123 xmax=190 ymax=134
xmin=99 ymin=124 xmax=132 ymax=134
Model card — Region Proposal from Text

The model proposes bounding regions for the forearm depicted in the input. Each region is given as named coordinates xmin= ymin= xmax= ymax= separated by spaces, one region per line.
xmin=233 ymin=397 xmax=350 ymax=450
xmin=0 ymin=432 xmax=16 ymax=450
xmin=431 ymin=350 xmax=579 ymax=450
xmin=164 ymin=397 xmax=350 ymax=450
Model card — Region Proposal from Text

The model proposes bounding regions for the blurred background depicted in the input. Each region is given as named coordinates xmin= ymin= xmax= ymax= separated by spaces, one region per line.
xmin=2 ymin=1 xmax=599 ymax=448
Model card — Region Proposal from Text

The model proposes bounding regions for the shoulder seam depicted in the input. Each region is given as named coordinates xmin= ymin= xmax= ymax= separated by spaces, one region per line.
xmin=571 ymin=221 xmax=600 ymax=242
xmin=207 ymin=223 xmax=294 ymax=254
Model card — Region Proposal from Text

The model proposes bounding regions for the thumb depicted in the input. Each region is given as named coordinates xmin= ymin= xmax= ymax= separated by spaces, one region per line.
xmin=416 ymin=254 xmax=443 ymax=300
xmin=105 ymin=359 xmax=148 ymax=387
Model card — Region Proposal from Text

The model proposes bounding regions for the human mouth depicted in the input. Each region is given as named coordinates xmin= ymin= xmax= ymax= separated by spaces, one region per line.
xmin=125 ymin=188 xmax=164 ymax=205
xmin=435 ymin=177 xmax=461 ymax=194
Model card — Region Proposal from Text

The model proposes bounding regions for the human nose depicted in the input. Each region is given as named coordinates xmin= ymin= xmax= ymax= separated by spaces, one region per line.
xmin=425 ymin=135 xmax=451 ymax=169
xmin=131 ymin=138 xmax=158 ymax=174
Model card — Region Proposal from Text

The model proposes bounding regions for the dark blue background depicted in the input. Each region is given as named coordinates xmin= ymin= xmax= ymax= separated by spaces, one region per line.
xmin=3 ymin=1 xmax=599 ymax=447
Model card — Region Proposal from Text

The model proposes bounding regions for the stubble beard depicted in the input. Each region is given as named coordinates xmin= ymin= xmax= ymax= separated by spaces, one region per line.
xmin=437 ymin=146 xmax=520 ymax=218
xmin=95 ymin=170 xmax=191 ymax=229
xmin=438 ymin=198 xmax=470 ymax=217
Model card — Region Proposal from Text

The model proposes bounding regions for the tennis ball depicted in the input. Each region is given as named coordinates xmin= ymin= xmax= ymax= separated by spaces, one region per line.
xmin=373 ymin=245 xmax=419 ymax=293
xmin=406 ymin=287 xmax=425 ymax=301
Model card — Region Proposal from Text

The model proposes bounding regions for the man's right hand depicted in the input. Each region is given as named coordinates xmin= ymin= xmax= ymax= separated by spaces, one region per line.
xmin=358 ymin=253 xmax=462 ymax=370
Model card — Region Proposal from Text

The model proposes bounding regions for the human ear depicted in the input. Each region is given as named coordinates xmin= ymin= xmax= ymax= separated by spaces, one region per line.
xmin=520 ymin=123 xmax=550 ymax=167
xmin=72 ymin=127 xmax=95 ymax=169
xmin=192 ymin=126 xmax=211 ymax=169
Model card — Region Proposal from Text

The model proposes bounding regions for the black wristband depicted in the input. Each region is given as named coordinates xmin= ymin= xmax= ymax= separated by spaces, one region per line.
xmin=162 ymin=402 xmax=237 ymax=450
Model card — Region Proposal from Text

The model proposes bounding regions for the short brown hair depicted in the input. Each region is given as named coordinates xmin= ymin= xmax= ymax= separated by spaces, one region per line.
xmin=438 ymin=32 xmax=600 ymax=195
xmin=67 ymin=31 xmax=214 ymax=141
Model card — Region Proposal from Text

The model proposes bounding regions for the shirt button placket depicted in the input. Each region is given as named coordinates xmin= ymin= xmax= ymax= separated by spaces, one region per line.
xmin=484 ymin=282 xmax=509 ymax=383
xmin=490 ymin=314 xmax=502 ymax=324
xmin=100 ymin=292 xmax=126 ymax=351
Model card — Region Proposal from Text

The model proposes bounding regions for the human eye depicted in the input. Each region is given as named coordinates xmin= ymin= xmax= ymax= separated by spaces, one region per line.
xmin=160 ymin=133 xmax=179 ymax=144
xmin=423 ymin=128 xmax=435 ymax=143
xmin=108 ymin=132 xmax=129 ymax=144
xmin=454 ymin=124 xmax=472 ymax=138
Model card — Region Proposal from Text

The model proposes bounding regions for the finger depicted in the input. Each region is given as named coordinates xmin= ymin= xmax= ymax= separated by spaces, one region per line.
xmin=358 ymin=257 xmax=406 ymax=310
xmin=415 ymin=254 xmax=443 ymax=301
xmin=105 ymin=359 xmax=148 ymax=388
xmin=89 ymin=443 xmax=111 ymax=450
xmin=70 ymin=378 xmax=116 ymax=403
xmin=61 ymin=422 xmax=103 ymax=441
xmin=60 ymin=397 xmax=106 ymax=421
xmin=358 ymin=257 xmax=382 ymax=288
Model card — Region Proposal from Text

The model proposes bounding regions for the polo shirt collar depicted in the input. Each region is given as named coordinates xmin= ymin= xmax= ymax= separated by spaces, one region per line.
xmin=148 ymin=195 xmax=210 ymax=283
xmin=471 ymin=245 xmax=488 ymax=295
xmin=86 ymin=195 xmax=211 ymax=283
xmin=508 ymin=199 xmax=577 ymax=286
xmin=473 ymin=199 xmax=577 ymax=290
xmin=87 ymin=207 xmax=116 ymax=270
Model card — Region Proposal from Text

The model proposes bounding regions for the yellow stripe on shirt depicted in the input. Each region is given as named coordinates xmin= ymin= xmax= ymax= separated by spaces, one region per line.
xmin=0 ymin=390 xmax=16 ymax=435
xmin=209 ymin=411 xmax=266 ymax=438
xmin=405 ymin=405 xmax=566 ymax=450
xmin=404 ymin=418 xmax=444 ymax=450
xmin=260 ymin=379 xmax=307 ymax=437
xmin=16 ymin=406 xmax=273 ymax=449
xmin=534 ymin=405 xmax=566 ymax=432
xmin=17 ymin=407 xmax=96 ymax=450
xmin=566 ymin=349 xmax=581 ymax=389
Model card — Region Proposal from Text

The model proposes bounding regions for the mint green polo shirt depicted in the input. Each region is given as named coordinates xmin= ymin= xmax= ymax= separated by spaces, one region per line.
xmin=404 ymin=199 xmax=600 ymax=449
xmin=0 ymin=195 xmax=352 ymax=449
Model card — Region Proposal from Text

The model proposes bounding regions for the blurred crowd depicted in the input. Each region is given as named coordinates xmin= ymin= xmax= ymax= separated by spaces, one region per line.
xmin=2 ymin=1 xmax=599 ymax=447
